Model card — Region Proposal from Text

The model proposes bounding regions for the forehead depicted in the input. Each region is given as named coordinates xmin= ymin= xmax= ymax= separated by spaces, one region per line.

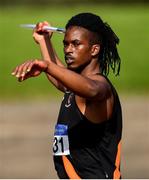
xmin=64 ymin=26 xmax=92 ymax=41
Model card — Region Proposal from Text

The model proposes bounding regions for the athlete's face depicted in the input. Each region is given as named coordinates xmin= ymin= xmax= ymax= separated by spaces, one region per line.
xmin=63 ymin=26 xmax=94 ymax=71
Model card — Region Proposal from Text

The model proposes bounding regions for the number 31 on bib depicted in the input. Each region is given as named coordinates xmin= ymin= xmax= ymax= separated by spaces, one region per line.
xmin=53 ymin=124 xmax=70 ymax=156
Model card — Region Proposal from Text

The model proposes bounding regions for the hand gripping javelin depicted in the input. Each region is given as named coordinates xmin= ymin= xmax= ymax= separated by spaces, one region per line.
xmin=20 ymin=24 xmax=65 ymax=33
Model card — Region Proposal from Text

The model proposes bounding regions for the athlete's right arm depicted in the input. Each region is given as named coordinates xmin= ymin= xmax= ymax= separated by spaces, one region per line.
xmin=33 ymin=22 xmax=66 ymax=92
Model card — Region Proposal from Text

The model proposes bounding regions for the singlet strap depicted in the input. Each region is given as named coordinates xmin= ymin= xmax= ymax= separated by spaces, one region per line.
xmin=62 ymin=155 xmax=81 ymax=179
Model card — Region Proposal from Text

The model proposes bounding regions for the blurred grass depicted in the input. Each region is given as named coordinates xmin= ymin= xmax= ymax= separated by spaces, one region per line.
xmin=0 ymin=4 xmax=149 ymax=100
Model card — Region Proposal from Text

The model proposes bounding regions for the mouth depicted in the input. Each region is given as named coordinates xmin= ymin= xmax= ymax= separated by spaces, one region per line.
xmin=65 ymin=56 xmax=74 ymax=65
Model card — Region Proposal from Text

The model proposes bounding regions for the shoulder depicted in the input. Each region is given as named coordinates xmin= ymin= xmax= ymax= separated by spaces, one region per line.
xmin=88 ymin=73 xmax=113 ymax=100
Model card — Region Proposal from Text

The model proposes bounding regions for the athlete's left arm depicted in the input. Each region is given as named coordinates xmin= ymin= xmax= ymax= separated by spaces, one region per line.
xmin=12 ymin=59 xmax=111 ymax=100
xmin=45 ymin=61 xmax=111 ymax=101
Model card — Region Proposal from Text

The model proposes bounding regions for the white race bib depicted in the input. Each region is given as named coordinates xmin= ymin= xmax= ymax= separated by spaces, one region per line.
xmin=53 ymin=124 xmax=70 ymax=156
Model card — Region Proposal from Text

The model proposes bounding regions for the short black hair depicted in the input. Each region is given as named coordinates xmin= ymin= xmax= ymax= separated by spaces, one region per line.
xmin=66 ymin=12 xmax=121 ymax=76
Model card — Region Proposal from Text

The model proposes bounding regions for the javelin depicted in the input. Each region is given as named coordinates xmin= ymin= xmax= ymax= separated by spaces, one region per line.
xmin=20 ymin=24 xmax=65 ymax=33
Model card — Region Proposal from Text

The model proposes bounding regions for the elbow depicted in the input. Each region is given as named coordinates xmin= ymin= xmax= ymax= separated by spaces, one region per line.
xmin=83 ymin=83 xmax=100 ymax=98
xmin=89 ymin=88 xmax=99 ymax=98
xmin=83 ymin=82 xmax=108 ymax=100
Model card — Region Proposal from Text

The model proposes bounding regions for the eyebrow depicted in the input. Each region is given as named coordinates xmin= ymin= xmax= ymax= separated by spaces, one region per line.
xmin=63 ymin=39 xmax=81 ymax=44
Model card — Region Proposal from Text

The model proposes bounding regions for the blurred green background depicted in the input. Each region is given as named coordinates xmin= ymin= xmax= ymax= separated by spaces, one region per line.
xmin=0 ymin=2 xmax=149 ymax=100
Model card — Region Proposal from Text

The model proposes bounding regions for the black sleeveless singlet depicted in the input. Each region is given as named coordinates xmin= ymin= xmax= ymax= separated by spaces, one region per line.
xmin=53 ymin=76 xmax=122 ymax=179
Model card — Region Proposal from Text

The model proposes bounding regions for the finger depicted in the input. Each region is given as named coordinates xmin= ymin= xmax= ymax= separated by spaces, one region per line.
xmin=15 ymin=63 xmax=27 ymax=78
xmin=42 ymin=21 xmax=50 ymax=30
xmin=18 ymin=76 xmax=23 ymax=82
xmin=25 ymin=60 xmax=34 ymax=73
xmin=18 ymin=74 xmax=28 ymax=82
xmin=33 ymin=22 xmax=42 ymax=35
xmin=18 ymin=73 xmax=29 ymax=82
xmin=43 ymin=21 xmax=54 ymax=37
xmin=17 ymin=60 xmax=35 ymax=82
xmin=24 ymin=60 xmax=36 ymax=74
xmin=38 ymin=22 xmax=51 ymax=34
xmin=14 ymin=61 xmax=31 ymax=78
xmin=12 ymin=62 xmax=25 ymax=78
xmin=20 ymin=61 xmax=34 ymax=81
xmin=36 ymin=22 xmax=42 ymax=31
xmin=12 ymin=66 xmax=19 ymax=76
xmin=43 ymin=21 xmax=49 ymax=26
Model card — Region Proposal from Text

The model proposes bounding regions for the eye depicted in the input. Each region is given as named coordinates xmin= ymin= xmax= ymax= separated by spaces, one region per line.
xmin=73 ymin=40 xmax=80 ymax=47
xmin=63 ymin=41 xmax=68 ymax=48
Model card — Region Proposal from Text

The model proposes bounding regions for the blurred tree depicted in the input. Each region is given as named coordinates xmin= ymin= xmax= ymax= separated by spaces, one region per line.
xmin=0 ymin=0 xmax=149 ymax=6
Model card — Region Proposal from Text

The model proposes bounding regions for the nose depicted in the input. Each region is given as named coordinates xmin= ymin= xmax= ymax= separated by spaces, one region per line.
xmin=64 ymin=44 xmax=73 ymax=54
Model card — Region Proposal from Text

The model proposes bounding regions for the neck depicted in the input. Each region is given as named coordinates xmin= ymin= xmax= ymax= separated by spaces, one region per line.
xmin=81 ymin=58 xmax=101 ymax=76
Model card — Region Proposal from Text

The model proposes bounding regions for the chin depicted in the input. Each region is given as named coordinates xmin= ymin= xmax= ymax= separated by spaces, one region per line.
xmin=67 ymin=65 xmax=77 ymax=71
xmin=67 ymin=65 xmax=84 ymax=73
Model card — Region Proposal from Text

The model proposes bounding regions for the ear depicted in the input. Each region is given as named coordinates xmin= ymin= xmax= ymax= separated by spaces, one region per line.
xmin=91 ymin=44 xmax=100 ymax=57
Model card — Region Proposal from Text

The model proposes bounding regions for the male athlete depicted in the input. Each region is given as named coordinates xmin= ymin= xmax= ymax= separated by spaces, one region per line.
xmin=12 ymin=13 xmax=122 ymax=179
